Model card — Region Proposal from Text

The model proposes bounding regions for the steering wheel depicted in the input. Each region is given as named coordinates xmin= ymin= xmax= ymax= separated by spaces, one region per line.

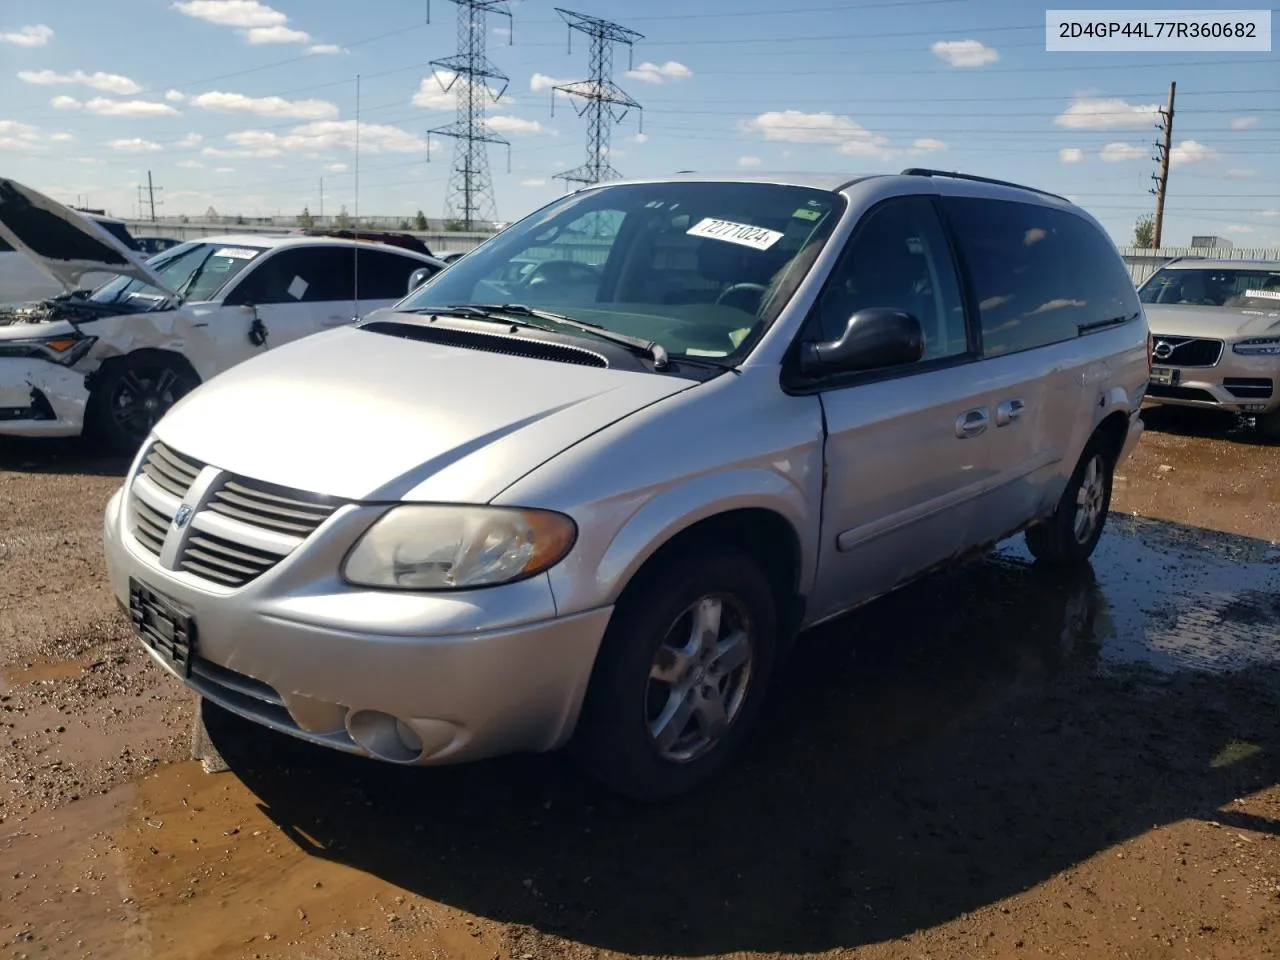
xmin=520 ymin=259 xmax=599 ymax=288
xmin=715 ymin=282 xmax=770 ymax=312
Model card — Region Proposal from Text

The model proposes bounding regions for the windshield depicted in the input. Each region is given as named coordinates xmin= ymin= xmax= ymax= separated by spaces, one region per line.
xmin=1139 ymin=266 xmax=1280 ymax=308
xmin=397 ymin=180 xmax=845 ymax=361
xmin=89 ymin=241 xmax=266 ymax=307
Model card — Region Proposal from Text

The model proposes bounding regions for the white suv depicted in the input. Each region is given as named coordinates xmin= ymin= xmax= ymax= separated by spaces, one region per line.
xmin=0 ymin=179 xmax=446 ymax=452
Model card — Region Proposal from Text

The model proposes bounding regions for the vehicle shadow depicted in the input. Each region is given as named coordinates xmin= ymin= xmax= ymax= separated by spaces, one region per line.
xmin=204 ymin=516 xmax=1280 ymax=956
xmin=1141 ymin=403 xmax=1279 ymax=447
xmin=0 ymin=437 xmax=131 ymax=477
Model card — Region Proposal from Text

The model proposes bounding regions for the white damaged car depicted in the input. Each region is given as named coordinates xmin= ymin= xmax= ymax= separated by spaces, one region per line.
xmin=0 ymin=178 xmax=446 ymax=452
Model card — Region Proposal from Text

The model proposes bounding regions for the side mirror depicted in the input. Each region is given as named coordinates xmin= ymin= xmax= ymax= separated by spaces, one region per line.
xmin=407 ymin=268 xmax=433 ymax=294
xmin=799 ymin=307 xmax=925 ymax=376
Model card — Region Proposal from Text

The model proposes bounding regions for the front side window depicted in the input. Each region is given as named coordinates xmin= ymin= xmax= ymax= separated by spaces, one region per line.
xmin=225 ymin=247 xmax=357 ymax=305
xmin=807 ymin=196 xmax=970 ymax=363
xmin=942 ymin=198 xmax=1140 ymax=357
xmin=397 ymin=181 xmax=845 ymax=362
xmin=1139 ymin=266 xmax=1280 ymax=308
xmin=89 ymin=241 xmax=265 ymax=307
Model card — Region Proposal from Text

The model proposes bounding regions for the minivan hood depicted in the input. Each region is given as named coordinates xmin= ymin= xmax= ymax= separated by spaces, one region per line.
xmin=154 ymin=322 xmax=700 ymax=502
xmin=1144 ymin=303 xmax=1280 ymax=339
xmin=0 ymin=178 xmax=171 ymax=295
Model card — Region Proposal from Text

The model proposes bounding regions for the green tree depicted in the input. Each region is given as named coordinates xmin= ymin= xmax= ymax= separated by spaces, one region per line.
xmin=398 ymin=219 xmax=411 ymax=229
xmin=297 ymin=206 xmax=315 ymax=229
xmin=414 ymin=209 xmax=428 ymax=231
xmin=335 ymin=205 xmax=351 ymax=229
xmin=1134 ymin=213 xmax=1156 ymax=248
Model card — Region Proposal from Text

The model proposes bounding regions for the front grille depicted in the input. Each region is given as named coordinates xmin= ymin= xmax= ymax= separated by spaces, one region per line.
xmin=207 ymin=476 xmax=342 ymax=537
xmin=1146 ymin=384 xmax=1219 ymax=403
xmin=1149 ymin=335 xmax=1224 ymax=368
xmin=127 ymin=440 xmax=348 ymax=588
xmin=1224 ymin=377 xmax=1274 ymax=399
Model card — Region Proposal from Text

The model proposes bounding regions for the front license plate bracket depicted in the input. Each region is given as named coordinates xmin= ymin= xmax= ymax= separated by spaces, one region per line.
xmin=128 ymin=578 xmax=196 ymax=678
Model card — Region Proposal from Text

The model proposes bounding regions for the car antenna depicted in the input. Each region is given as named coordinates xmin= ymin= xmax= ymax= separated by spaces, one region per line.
xmin=352 ymin=73 xmax=362 ymax=321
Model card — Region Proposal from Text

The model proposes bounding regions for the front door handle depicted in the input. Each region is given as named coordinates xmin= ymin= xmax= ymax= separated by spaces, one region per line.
xmin=955 ymin=407 xmax=989 ymax=439
xmin=996 ymin=397 xmax=1026 ymax=427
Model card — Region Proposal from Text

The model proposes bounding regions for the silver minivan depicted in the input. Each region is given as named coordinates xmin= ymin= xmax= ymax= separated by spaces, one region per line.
xmin=102 ymin=170 xmax=1149 ymax=800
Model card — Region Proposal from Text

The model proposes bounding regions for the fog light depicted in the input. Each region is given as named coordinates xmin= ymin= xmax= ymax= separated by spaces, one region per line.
xmin=395 ymin=718 xmax=423 ymax=753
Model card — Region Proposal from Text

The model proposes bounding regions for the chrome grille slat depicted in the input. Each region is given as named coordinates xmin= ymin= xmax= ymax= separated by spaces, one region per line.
xmin=127 ymin=441 xmax=345 ymax=588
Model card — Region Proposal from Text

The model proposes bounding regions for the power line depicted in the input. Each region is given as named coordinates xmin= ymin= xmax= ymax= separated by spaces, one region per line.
xmin=427 ymin=0 xmax=515 ymax=229
xmin=551 ymin=8 xmax=644 ymax=190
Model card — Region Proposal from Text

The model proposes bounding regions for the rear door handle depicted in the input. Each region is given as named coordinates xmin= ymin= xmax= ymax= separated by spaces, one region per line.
xmin=996 ymin=398 xmax=1025 ymax=427
xmin=955 ymin=407 xmax=989 ymax=439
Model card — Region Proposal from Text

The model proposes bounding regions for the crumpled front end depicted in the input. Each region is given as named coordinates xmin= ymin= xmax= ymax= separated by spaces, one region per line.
xmin=0 ymin=358 xmax=89 ymax=436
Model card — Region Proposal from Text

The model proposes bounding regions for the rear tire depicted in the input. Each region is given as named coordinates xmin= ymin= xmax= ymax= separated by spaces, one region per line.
xmin=570 ymin=545 xmax=778 ymax=802
xmin=1025 ymin=433 xmax=1115 ymax=567
xmin=87 ymin=352 xmax=199 ymax=456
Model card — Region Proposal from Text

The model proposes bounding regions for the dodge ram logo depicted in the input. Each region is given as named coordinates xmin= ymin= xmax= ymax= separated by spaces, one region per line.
xmin=173 ymin=505 xmax=193 ymax=529
xmin=1152 ymin=340 xmax=1176 ymax=361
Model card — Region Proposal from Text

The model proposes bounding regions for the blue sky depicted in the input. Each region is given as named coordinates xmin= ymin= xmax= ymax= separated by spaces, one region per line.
xmin=1 ymin=0 xmax=1277 ymax=246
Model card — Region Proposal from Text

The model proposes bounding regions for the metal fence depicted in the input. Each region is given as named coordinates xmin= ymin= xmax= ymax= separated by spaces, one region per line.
xmin=1119 ymin=246 xmax=1280 ymax=285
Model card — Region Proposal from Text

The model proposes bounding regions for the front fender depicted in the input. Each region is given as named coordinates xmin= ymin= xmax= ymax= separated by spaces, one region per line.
xmin=544 ymin=465 xmax=820 ymax=619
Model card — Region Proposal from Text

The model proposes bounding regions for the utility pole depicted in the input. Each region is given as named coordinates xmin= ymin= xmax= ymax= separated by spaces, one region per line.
xmin=550 ymin=8 xmax=643 ymax=190
xmin=427 ymin=0 xmax=514 ymax=231
xmin=1149 ymin=81 xmax=1175 ymax=249
xmin=319 ymin=176 xmax=324 ymax=220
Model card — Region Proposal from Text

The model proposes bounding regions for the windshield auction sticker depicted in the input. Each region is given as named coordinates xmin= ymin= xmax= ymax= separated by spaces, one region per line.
xmin=1046 ymin=9 xmax=1271 ymax=50
xmin=687 ymin=218 xmax=784 ymax=251
xmin=213 ymin=247 xmax=261 ymax=259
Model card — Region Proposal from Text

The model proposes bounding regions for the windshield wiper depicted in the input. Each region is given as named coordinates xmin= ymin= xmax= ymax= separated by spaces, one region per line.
xmin=445 ymin=302 xmax=670 ymax=370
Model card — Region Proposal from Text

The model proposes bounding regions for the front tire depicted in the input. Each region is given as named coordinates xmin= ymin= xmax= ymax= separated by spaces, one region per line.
xmin=1025 ymin=433 xmax=1115 ymax=566
xmin=570 ymin=546 xmax=778 ymax=802
xmin=87 ymin=352 xmax=200 ymax=455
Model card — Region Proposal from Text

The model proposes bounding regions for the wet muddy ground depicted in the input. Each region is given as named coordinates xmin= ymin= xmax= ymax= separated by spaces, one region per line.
xmin=1 ymin=407 xmax=1278 ymax=960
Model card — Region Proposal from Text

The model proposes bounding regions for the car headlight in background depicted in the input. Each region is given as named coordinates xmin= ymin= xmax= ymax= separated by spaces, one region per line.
xmin=1233 ymin=337 xmax=1280 ymax=356
xmin=342 ymin=505 xmax=577 ymax=590
xmin=0 ymin=334 xmax=98 ymax=366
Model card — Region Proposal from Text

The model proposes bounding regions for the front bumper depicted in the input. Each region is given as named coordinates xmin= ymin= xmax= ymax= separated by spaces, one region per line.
xmin=1145 ymin=350 xmax=1279 ymax=416
xmin=102 ymin=486 xmax=613 ymax=765
xmin=0 ymin=358 xmax=88 ymax=437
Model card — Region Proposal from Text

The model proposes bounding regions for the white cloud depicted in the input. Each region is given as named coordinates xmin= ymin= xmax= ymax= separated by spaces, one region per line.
xmin=1099 ymin=141 xmax=1145 ymax=162
xmin=738 ymin=155 xmax=762 ymax=167
xmin=487 ymin=115 xmax=542 ymax=134
xmin=215 ymin=166 xmax=235 ymax=173
xmin=1229 ymin=116 xmax=1258 ymax=130
xmin=247 ymin=25 xmax=310 ymax=44
xmin=625 ymin=60 xmax=693 ymax=84
xmin=109 ymin=138 xmax=164 ymax=153
xmin=1224 ymin=167 xmax=1256 ymax=179
xmin=930 ymin=39 xmax=999 ymax=68
xmin=176 ymin=132 xmax=203 ymax=148
xmin=52 ymin=96 xmax=181 ymax=117
xmin=18 ymin=69 xmax=141 ymax=95
xmin=0 ymin=24 xmax=53 ymax=46
xmin=75 ymin=156 xmax=105 ymax=165
xmin=908 ymin=137 xmax=947 ymax=153
xmin=0 ymin=121 xmax=40 ymax=153
xmin=1260 ymin=210 xmax=1280 ymax=218
xmin=530 ymin=72 xmax=566 ymax=93
xmin=1059 ymin=147 xmax=1084 ymax=164
xmin=165 ymin=89 xmax=187 ymax=102
xmin=1054 ymin=96 xmax=1161 ymax=130
xmin=521 ymin=178 xmax=547 ymax=187
xmin=191 ymin=90 xmax=338 ymax=119
xmin=325 ymin=162 xmax=348 ymax=173
xmin=1170 ymin=139 xmax=1216 ymax=166
xmin=171 ymin=1 xmax=286 ymax=28
xmin=630 ymin=132 xmax=648 ymax=144
xmin=738 ymin=110 xmax=894 ymax=159
xmin=1223 ymin=225 xmax=1253 ymax=234
xmin=494 ymin=26 xmax=510 ymax=38
xmin=308 ymin=43 xmax=346 ymax=54
xmin=220 ymin=120 xmax=428 ymax=156
xmin=0 ymin=120 xmax=40 ymax=138
xmin=49 ymin=131 xmax=74 ymax=142
xmin=176 ymin=159 xmax=203 ymax=169
xmin=414 ymin=73 xmax=509 ymax=109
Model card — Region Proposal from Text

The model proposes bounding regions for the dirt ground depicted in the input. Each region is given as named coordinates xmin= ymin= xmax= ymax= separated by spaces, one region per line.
xmin=1 ymin=405 xmax=1278 ymax=960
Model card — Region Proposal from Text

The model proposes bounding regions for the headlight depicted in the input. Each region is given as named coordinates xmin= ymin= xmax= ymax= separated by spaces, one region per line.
xmin=0 ymin=334 xmax=98 ymax=366
xmin=342 ymin=505 xmax=577 ymax=590
xmin=1233 ymin=337 xmax=1280 ymax=356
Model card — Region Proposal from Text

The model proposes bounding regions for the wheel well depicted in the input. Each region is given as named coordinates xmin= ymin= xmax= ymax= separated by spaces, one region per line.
xmin=619 ymin=508 xmax=805 ymax=640
xmin=87 ymin=348 xmax=201 ymax=398
xmin=1095 ymin=410 xmax=1130 ymax=464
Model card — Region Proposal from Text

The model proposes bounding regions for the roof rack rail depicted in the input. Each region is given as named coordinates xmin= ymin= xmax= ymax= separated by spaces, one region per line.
xmin=899 ymin=168 xmax=1071 ymax=204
